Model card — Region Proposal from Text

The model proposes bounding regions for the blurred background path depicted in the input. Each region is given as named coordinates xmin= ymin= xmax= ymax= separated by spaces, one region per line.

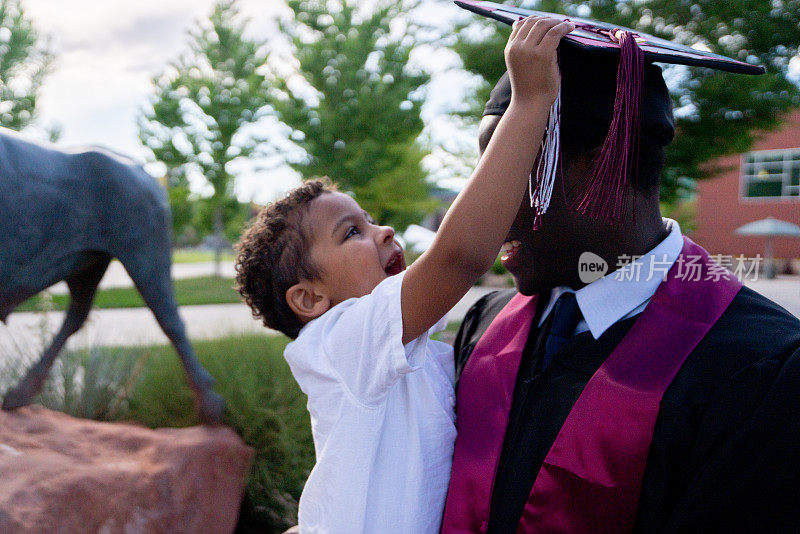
xmin=2 ymin=261 xmax=799 ymax=354
xmin=1 ymin=262 xmax=497 ymax=352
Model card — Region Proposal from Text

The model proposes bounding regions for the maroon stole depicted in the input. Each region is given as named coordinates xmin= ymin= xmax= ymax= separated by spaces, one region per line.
xmin=441 ymin=238 xmax=742 ymax=533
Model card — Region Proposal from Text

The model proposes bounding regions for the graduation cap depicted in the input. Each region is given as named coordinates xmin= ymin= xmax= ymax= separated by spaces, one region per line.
xmin=456 ymin=0 xmax=766 ymax=225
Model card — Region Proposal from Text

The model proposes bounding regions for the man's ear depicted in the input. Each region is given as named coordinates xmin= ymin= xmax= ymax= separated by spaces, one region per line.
xmin=286 ymin=281 xmax=330 ymax=323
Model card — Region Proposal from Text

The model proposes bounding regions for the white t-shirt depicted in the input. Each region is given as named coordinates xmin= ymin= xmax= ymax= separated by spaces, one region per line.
xmin=284 ymin=271 xmax=457 ymax=534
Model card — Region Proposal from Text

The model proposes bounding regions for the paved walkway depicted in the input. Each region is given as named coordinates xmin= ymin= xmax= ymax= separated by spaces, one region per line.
xmin=2 ymin=259 xmax=799 ymax=356
xmin=1 ymin=264 xmax=497 ymax=352
xmin=743 ymin=276 xmax=800 ymax=318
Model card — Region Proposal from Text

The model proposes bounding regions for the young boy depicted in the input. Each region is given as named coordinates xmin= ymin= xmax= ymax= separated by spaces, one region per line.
xmin=235 ymin=16 xmax=573 ymax=534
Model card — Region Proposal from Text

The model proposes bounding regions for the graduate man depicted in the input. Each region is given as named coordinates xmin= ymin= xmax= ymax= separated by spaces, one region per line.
xmin=441 ymin=24 xmax=800 ymax=534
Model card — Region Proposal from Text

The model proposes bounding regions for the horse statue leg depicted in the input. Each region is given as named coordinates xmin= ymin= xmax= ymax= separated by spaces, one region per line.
xmin=3 ymin=254 xmax=110 ymax=410
xmin=120 ymin=253 xmax=225 ymax=425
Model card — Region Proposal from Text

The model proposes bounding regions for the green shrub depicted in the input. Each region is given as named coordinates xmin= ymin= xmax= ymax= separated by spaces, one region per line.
xmin=41 ymin=347 xmax=148 ymax=420
xmin=124 ymin=334 xmax=313 ymax=533
xmin=491 ymin=254 xmax=508 ymax=275
xmin=0 ymin=299 xmax=147 ymax=421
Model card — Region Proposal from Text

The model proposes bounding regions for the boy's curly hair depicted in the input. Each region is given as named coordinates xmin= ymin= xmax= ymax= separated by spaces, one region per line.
xmin=235 ymin=178 xmax=336 ymax=339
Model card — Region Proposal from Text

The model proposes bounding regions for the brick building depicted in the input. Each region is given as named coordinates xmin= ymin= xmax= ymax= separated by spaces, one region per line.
xmin=692 ymin=110 xmax=800 ymax=260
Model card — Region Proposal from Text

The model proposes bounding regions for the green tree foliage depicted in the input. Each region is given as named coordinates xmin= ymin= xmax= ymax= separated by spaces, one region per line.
xmin=274 ymin=0 xmax=436 ymax=229
xmin=0 ymin=0 xmax=51 ymax=131
xmin=451 ymin=0 xmax=800 ymax=202
xmin=138 ymin=0 xmax=271 ymax=249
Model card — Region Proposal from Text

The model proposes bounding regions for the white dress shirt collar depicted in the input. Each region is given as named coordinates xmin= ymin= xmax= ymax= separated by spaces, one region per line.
xmin=538 ymin=219 xmax=683 ymax=339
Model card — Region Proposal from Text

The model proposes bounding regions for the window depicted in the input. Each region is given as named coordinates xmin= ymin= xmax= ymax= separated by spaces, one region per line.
xmin=741 ymin=148 xmax=800 ymax=199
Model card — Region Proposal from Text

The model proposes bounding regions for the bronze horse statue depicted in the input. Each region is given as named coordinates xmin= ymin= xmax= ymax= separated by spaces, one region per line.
xmin=0 ymin=128 xmax=224 ymax=423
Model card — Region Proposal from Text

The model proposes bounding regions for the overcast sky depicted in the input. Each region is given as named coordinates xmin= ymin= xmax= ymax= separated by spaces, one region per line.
xmin=21 ymin=0 xmax=475 ymax=203
xmin=19 ymin=1 xmax=800 ymax=203
xmin=23 ymin=0 xmax=296 ymax=202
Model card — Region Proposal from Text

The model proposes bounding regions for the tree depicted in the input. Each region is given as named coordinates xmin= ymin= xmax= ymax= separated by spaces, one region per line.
xmin=0 ymin=0 xmax=52 ymax=131
xmin=138 ymin=0 xmax=272 ymax=270
xmin=450 ymin=0 xmax=800 ymax=203
xmin=274 ymin=0 xmax=436 ymax=229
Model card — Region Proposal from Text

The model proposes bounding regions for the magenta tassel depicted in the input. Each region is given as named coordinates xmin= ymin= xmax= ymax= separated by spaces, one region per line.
xmin=572 ymin=30 xmax=644 ymax=223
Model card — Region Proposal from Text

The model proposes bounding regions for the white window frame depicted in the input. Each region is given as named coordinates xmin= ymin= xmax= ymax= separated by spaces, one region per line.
xmin=740 ymin=147 xmax=800 ymax=202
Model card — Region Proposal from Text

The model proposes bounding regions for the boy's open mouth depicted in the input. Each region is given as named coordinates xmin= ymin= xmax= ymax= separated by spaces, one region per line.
xmin=384 ymin=250 xmax=405 ymax=276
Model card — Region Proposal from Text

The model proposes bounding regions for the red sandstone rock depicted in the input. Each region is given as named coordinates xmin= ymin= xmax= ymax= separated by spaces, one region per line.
xmin=0 ymin=406 xmax=253 ymax=534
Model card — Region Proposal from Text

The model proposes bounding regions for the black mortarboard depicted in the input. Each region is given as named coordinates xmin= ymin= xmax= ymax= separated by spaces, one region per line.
xmin=458 ymin=0 xmax=764 ymax=74
xmin=457 ymin=0 xmax=765 ymax=224
xmin=484 ymin=51 xmax=675 ymax=151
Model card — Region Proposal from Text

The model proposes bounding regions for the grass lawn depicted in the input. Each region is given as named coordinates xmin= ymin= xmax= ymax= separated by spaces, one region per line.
xmin=15 ymin=276 xmax=241 ymax=312
xmin=172 ymin=249 xmax=235 ymax=263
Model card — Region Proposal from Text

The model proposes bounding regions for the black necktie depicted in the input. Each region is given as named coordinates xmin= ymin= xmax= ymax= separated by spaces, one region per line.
xmin=540 ymin=292 xmax=581 ymax=371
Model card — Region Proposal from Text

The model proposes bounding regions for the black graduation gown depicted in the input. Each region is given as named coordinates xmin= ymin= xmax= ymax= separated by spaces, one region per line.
xmin=453 ymin=286 xmax=800 ymax=533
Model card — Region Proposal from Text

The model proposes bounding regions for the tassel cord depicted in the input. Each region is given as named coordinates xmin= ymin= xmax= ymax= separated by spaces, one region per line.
xmin=570 ymin=30 xmax=644 ymax=224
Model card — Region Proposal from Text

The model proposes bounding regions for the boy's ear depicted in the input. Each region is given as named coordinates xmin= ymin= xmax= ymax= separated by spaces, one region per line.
xmin=286 ymin=281 xmax=330 ymax=323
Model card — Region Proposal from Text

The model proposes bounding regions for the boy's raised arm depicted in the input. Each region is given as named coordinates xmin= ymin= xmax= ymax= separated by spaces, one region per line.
xmin=401 ymin=16 xmax=574 ymax=344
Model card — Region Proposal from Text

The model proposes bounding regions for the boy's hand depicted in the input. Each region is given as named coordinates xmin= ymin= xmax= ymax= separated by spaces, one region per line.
xmin=505 ymin=16 xmax=574 ymax=105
